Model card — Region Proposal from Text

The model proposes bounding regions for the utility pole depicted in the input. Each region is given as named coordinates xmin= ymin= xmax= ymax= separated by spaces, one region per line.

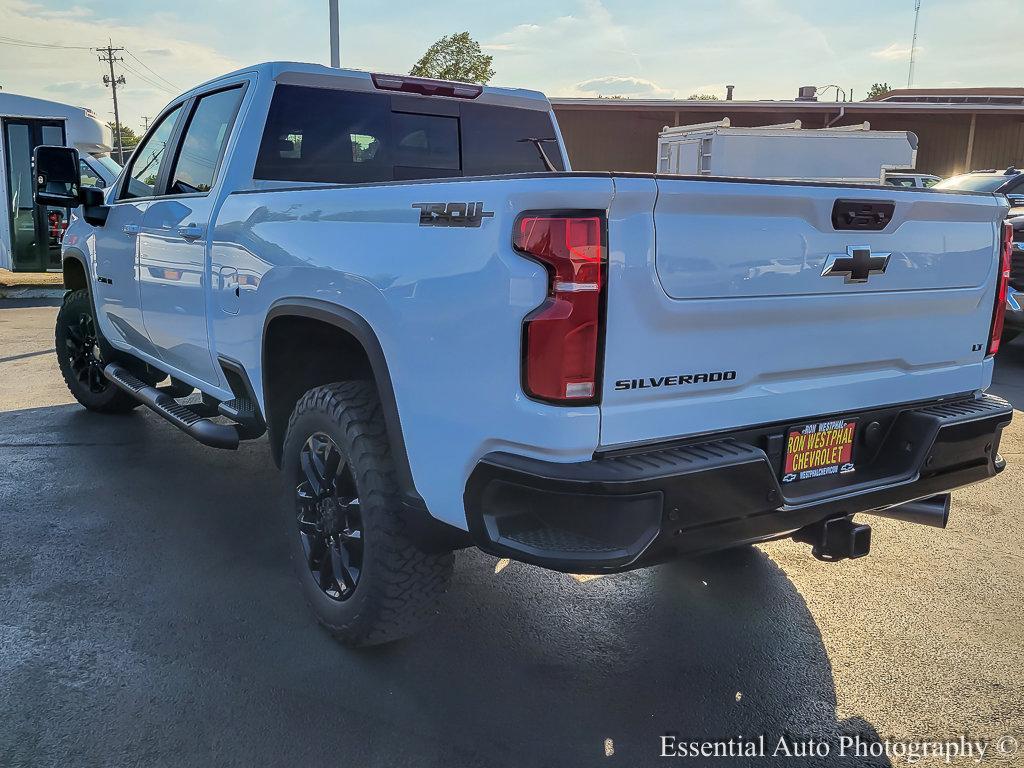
xmin=141 ymin=116 xmax=151 ymax=132
xmin=908 ymin=0 xmax=922 ymax=88
xmin=329 ymin=0 xmax=340 ymax=67
xmin=96 ymin=41 xmax=126 ymax=162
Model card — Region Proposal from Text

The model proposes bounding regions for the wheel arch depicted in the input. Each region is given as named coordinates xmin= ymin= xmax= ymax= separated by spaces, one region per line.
xmin=262 ymin=298 xmax=420 ymax=505
xmin=61 ymin=250 xmax=89 ymax=293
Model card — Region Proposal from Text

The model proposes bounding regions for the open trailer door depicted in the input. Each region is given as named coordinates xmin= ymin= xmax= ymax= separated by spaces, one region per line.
xmin=2 ymin=117 xmax=67 ymax=271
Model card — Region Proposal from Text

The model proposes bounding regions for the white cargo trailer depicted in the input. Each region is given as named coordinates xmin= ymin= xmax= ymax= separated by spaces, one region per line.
xmin=657 ymin=119 xmax=918 ymax=184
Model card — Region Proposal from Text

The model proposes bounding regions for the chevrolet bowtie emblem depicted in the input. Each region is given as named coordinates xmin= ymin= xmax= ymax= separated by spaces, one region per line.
xmin=821 ymin=245 xmax=891 ymax=283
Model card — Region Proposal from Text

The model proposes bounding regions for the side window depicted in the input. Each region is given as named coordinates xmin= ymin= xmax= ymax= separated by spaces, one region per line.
xmin=120 ymin=104 xmax=183 ymax=200
xmin=168 ymin=87 xmax=244 ymax=195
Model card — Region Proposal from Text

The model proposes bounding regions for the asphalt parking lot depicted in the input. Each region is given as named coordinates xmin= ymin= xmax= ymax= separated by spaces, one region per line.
xmin=1 ymin=299 xmax=1022 ymax=768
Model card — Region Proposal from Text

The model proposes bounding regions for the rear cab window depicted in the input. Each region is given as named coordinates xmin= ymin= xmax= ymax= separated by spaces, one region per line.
xmin=254 ymin=84 xmax=563 ymax=184
xmin=168 ymin=86 xmax=245 ymax=195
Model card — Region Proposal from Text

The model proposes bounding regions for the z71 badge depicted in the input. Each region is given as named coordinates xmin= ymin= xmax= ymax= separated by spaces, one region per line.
xmin=412 ymin=202 xmax=494 ymax=228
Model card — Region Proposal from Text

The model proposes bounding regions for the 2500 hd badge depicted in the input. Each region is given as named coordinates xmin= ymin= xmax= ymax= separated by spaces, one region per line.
xmin=614 ymin=370 xmax=738 ymax=390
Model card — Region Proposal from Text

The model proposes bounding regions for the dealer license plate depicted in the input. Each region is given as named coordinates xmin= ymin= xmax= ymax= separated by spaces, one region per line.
xmin=781 ymin=418 xmax=857 ymax=484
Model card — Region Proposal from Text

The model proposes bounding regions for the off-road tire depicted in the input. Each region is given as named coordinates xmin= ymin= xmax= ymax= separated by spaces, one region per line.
xmin=55 ymin=289 xmax=139 ymax=413
xmin=281 ymin=381 xmax=454 ymax=646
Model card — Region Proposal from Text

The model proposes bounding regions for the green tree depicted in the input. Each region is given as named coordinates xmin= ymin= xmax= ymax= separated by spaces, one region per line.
xmin=687 ymin=93 xmax=720 ymax=101
xmin=865 ymin=82 xmax=893 ymax=100
xmin=106 ymin=121 xmax=140 ymax=148
xmin=410 ymin=31 xmax=494 ymax=84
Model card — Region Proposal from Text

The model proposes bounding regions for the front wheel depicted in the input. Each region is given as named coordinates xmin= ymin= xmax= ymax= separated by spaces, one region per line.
xmin=55 ymin=289 xmax=139 ymax=413
xmin=281 ymin=381 xmax=454 ymax=646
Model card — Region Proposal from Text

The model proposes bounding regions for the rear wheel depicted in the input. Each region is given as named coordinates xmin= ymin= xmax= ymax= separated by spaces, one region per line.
xmin=55 ymin=289 xmax=138 ymax=413
xmin=281 ymin=381 xmax=454 ymax=646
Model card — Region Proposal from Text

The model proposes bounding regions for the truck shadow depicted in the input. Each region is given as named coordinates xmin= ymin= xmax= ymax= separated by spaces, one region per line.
xmin=0 ymin=403 xmax=892 ymax=768
xmin=365 ymin=548 xmax=894 ymax=767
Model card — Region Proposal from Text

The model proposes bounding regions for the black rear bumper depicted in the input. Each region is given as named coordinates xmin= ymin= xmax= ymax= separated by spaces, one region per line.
xmin=464 ymin=394 xmax=1012 ymax=573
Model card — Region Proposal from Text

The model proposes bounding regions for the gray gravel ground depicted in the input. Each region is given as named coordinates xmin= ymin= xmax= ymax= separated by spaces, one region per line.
xmin=1 ymin=299 xmax=1021 ymax=767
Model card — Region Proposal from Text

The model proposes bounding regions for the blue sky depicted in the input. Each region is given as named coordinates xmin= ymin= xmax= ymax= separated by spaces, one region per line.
xmin=0 ymin=0 xmax=1018 ymax=133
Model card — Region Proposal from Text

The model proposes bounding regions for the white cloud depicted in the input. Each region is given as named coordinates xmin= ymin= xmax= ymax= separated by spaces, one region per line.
xmin=485 ymin=0 xmax=644 ymax=92
xmin=573 ymin=75 xmax=676 ymax=98
xmin=871 ymin=42 xmax=917 ymax=61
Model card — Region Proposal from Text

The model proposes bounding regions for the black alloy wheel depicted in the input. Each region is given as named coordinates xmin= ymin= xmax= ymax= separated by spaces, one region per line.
xmin=63 ymin=310 xmax=109 ymax=395
xmin=295 ymin=432 xmax=364 ymax=601
xmin=55 ymin=290 xmax=138 ymax=413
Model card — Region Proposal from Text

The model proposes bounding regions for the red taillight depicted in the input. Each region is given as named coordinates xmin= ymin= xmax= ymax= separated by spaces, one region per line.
xmin=514 ymin=213 xmax=606 ymax=403
xmin=47 ymin=210 xmax=66 ymax=242
xmin=988 ymin=220 xmax=1013 ymax=356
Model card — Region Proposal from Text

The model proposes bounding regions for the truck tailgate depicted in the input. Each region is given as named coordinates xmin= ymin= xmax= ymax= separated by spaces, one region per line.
xmin=600 ymin=177 xmax=1008 ymax=448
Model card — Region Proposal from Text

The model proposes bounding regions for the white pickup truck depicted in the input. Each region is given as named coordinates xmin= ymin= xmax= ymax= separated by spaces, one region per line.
xmin=34 ymin=62 xmax=1013 ymax=647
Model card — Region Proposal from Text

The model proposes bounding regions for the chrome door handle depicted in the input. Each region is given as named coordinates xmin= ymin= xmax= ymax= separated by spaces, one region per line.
xmin=122 ymin=224 xmax=140 ymax=236
xmin=177 ymin=224 xmax=205 ymax=241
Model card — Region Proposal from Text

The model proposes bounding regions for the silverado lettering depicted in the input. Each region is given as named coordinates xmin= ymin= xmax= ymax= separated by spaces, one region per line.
xmin=614 ymin=371 xmax=738 ymax=390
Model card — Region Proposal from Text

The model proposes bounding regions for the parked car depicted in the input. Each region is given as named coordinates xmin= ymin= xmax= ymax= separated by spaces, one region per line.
xmin=34 ymin=62 xmax=1013 ymax=647
xmin=934 ymin=167 xmax=1024 ymax=207
xmin=1001 ymin=215 xmax=1024 ymax=344
xmin=77 ymin=154 xmax=122 ymax=190
xmin=884 ymin=171 xmax=941 ymax=188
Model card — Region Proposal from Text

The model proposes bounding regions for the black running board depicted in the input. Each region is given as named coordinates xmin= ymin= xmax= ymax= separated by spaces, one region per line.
xmin=103 ymin=362 xmax=240 ymax=449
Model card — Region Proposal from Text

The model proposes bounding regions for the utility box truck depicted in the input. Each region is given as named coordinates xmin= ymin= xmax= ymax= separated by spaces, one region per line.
xmin=657 ymin=119 xmax=918 ymax=184
xmin=1 ymin=92 xmax=119 ymax=271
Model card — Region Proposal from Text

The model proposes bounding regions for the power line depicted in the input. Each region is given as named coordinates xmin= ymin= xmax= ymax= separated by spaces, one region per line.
xmin=119 ymin=59 xmax=177 ymax=95
xmin=124 ymin=48 xmax=180 ymax=91
xmin=0 ymin=35 xmax=92 ymax=51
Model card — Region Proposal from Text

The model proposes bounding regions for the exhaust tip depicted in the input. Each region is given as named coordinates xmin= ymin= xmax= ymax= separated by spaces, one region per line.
xmin=865 ymin=494 xmax=951 ymax=529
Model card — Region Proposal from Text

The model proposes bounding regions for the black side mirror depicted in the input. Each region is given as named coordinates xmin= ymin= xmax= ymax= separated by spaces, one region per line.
xmin=33 ymin=145 xmax=81 ymax=207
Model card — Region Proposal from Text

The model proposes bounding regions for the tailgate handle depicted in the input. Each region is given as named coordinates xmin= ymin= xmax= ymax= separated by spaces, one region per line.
xmin=832 ymin=199 xmax=895 ymax=231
